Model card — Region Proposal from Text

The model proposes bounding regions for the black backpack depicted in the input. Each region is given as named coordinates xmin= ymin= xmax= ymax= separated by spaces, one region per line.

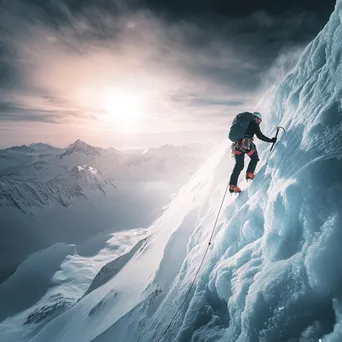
xmin=228 ymin=112 xmax=254 ymax=142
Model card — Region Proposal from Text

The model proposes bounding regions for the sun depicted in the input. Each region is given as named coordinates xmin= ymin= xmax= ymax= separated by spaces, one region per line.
xmin=104 ymin=87 xmax=144 ymax=130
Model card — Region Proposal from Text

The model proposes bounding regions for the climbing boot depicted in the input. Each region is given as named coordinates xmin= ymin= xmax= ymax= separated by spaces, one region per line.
xmin=229 ymin=185 xmax=242 ymax=194
xmin=246 ymin=172 xmax=255 ymax=181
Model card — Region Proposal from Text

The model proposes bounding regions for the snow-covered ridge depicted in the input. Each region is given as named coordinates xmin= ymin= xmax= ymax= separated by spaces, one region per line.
xmin=82 ymin=238 xmax=147 ymax=297
xmin=0 ymin=228 xmax=148 ymax=341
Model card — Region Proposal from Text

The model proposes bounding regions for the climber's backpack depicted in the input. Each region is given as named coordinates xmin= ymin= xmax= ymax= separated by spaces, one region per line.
xmin=228 ymin=112 xmax=254 ymax=142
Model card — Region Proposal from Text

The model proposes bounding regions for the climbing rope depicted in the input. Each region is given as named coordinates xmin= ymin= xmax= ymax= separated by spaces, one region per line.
xmin=157 ymin=179 xmax=231 ymax=342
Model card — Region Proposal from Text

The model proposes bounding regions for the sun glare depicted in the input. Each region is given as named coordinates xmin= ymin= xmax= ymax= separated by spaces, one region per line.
xmin=104 ymin=87 xmax=144 ymax=130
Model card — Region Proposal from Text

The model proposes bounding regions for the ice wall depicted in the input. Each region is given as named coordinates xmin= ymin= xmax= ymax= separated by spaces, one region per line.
xmin=141 ymin=1 xmax=342 ymax=341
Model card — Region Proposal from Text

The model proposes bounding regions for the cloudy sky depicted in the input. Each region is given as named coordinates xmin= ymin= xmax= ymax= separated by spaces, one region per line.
xmin=0 ymin=0 xmax=336 ymax=148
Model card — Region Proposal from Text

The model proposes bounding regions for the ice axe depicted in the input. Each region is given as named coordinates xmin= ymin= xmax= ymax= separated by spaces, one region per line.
xmin=270 ymin=126 xmax=285 ymax=151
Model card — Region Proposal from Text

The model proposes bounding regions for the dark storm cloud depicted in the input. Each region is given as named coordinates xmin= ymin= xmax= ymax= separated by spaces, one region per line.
xmin=142 ymin=0 xmax=334 ymax=20
xmin=138 ymin=0 xmax=335 ymax=91
xmin=173 ymin=10 xmax=331 ymax=87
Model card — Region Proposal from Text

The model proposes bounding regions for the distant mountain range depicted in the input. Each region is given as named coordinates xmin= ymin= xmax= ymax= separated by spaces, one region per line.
xmin=0 ymin=140 xmax=213 ymax=283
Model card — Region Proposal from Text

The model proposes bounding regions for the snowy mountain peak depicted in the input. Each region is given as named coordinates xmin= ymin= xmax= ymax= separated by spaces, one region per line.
xmin=71 ymin=139 xmax=91 ymax=149
xmin=60 ymin=140 xmax=100 ymax=158
xmin=68 ymin=139 xmax=93 ymax=151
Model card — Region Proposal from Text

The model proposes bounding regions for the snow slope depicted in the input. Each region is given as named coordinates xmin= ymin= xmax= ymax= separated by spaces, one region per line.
xmin=0 ymin=139 xmax=233 ymax=341
xmin=2 ymin=1 xmax=342 ymax=341
xmin=0 ymin=228 xmax=147 ymax=342
xmin=23 ymin=139 xmax=234 ymax=342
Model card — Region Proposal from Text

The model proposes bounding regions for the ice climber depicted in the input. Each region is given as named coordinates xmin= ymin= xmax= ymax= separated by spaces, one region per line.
xmin=228 ymin=111 xmax=277 ymax=194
